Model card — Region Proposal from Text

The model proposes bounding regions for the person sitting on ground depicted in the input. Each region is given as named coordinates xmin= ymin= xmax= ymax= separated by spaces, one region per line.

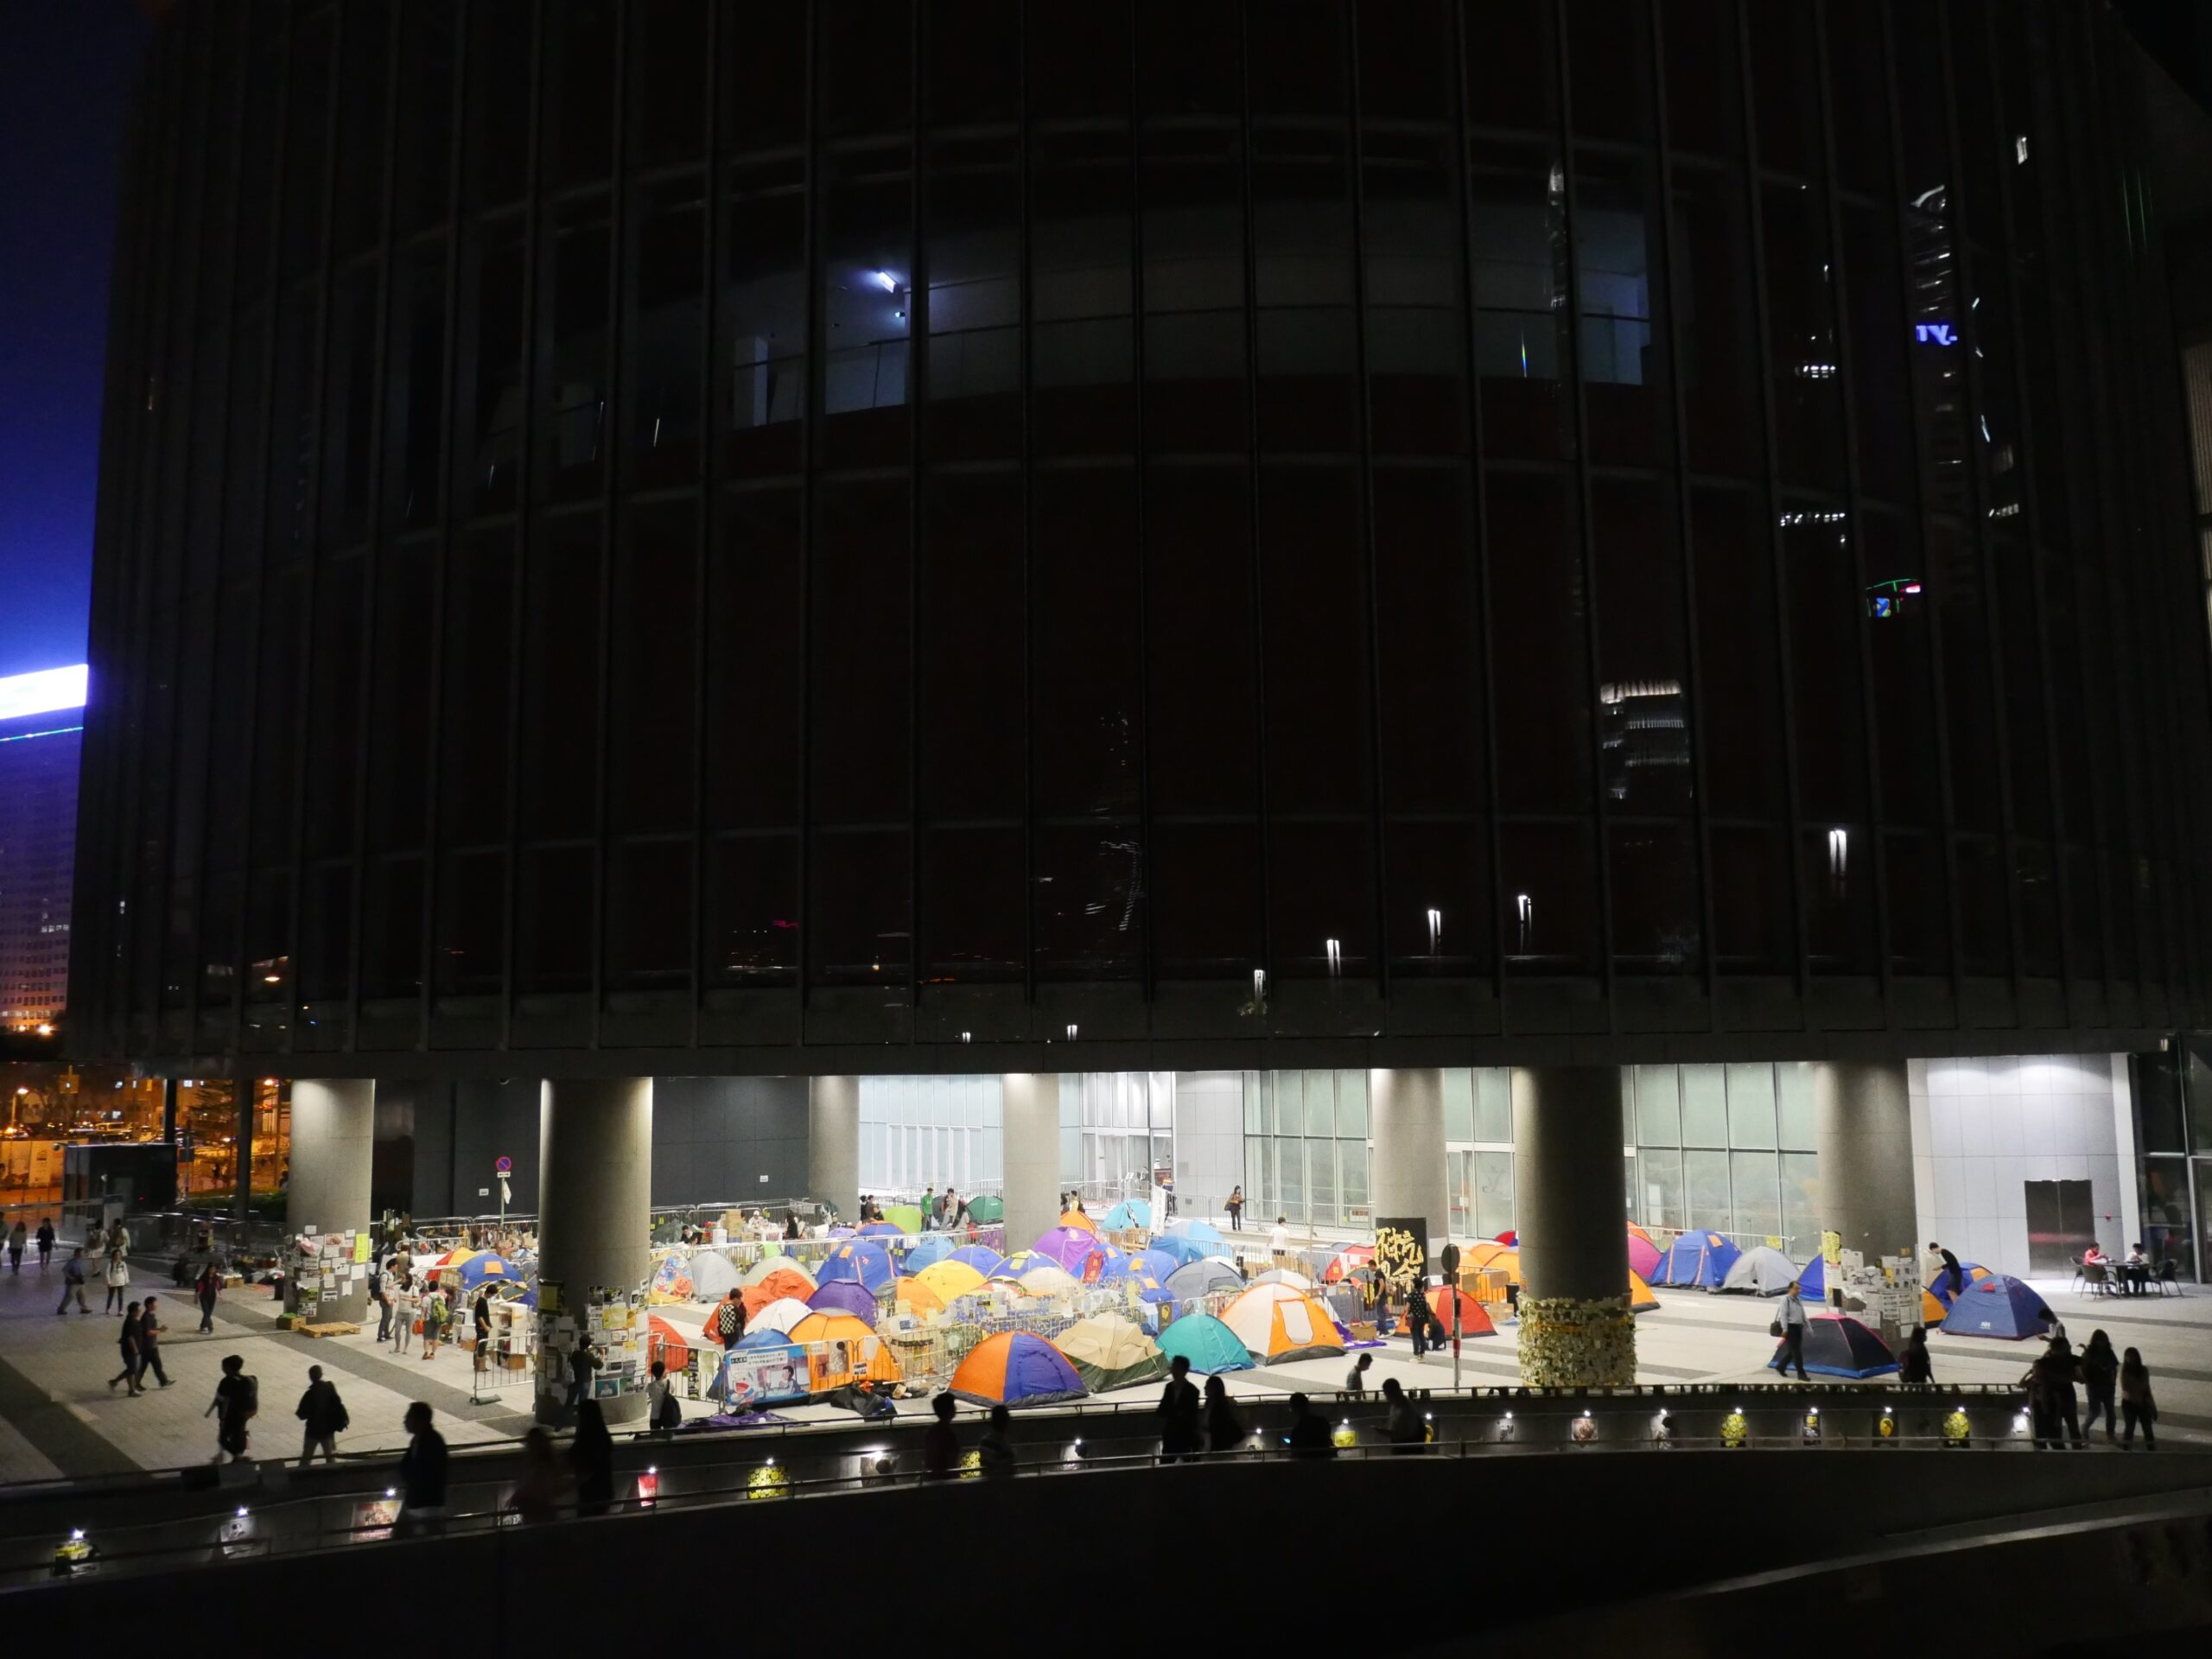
xmin=1284 ymin=1393 xmax=1335 ymax=1459
xmin=923 ymin=1393 xmax=961 ymax=1480
xmin=1344 ymin=1352 xmax=1373 ymax=1395
xmin=784 ymin=1208 xmax=803 ymax=1240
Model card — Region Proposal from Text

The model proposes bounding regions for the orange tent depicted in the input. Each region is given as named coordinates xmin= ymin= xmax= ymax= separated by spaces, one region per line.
xmin=787 ymin=1311 xmax=900 ymax=1392
xmin=1460 ymin=1240 xmax=1513 ymax=1271
xmin=741 ymin=1268 xmax=815 ymax=1319
xmin=1627 ymin=1222 xmax=1655 ymax=1246
xmin=1421 ymin=1286 xmax=1498 ymax=1338
xmin=1454 ymin=1249 xmax=1657 ymax=1315
xmin=894 ymin=1274 xmax=946 ymax=1314
xmin=647 ymin=1314 xmax=694 ymax=1375
xmin=1057 ymin=1209 xmax=1099 ymax=1234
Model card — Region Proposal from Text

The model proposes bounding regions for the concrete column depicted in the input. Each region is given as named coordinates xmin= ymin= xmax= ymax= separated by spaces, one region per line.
xmin=536 ymin=1077 xmax=653 ymax=1426
xmin=806 ymin=1075 xmax=861 ymax=1224
xmin=284 ymin=1078 xmax=376 ymax=1322
xmin=1370 ymin=1067 xmax=1450 ymax=1255
xmin=1809 ymin=1059 xmax=1916 ymax=1271
xmin=1511 ymin=1066 xmax=1634 ymax=1386
xmin=1001 ymin=1072 xmax=1061 ymax=1257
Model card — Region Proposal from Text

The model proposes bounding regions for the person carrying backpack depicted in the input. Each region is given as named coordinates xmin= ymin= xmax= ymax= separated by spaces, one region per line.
xmin=296 ymin=1363 xmax=348 ymax=1466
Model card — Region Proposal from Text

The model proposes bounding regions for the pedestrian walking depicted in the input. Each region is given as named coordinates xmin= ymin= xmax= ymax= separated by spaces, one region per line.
xmin=2026 ymin=1335 xmax=2083 ymax=1449
xmin=1383 ymin=1376 xmax=1427 ymax=1454
xmin=35 ymin=1217 xmax=55 ymax=1270
xmin=207 ymin=1354 xmax=257 ymax=1462
xmin=56 ymin=1246 xmax=91 ymax=1315
xmin=85 ymin=1222 xmax=105 ymax=1260
xmin=136 ymin=1295 xmax=172 ymax=1388
xmin=1157 ymin=1354 xmax=1201 ymax=1463
xmin=397 ymin=1402 xmax=448 ymax=1533
xmin=419 ymin=1285 xmax=444 ymax=1358
xmin=922 ymin=1393 xmax=961 ymax=1480
xmin=1225 ymin=1185 xmax=1243 ymax=1232
xmin=296 ymin=1363 xmax=347 ymax=1466
xmin=1899 ymin=1325 xmax=1935 ymax=1384
xmin=978 ymin=1404 xmax=1016 ymax=1478
xmin=368 ymin=1259 xmax=391 ymax=1342
xmin=109 ymin=1300 xmax=144 ymax=1394
xmin=1776 ymin=1280 xmax=1811 ymax=1380
xmin=8 ymin=1220 xmax=26 ymax=1272
xmin=2080 ymin=1329 xmax=2120 ymax=1444
xmin=194 ymin=1262 xmax=220 ymax=1332
xmin=1204 ymin=1375 xmax=1245 ymax=1454
xmin=391 ymin=1274 xmax=416 ymax=1355
xmin=2120 ymin=1348 xmax=2158 ymax=1449
xmin=569 ymin=1399 xmax=615 ymax=1516
xmin=103 ymin=1243 xmax=130 ymax=1313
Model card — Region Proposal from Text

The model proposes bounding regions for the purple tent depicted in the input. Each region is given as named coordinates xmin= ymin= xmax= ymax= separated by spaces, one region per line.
xmin=1033 ymin=1225 xmax=1110 ymax=1277
xmin=807 ymin=1280 xmax=880 ymax=1325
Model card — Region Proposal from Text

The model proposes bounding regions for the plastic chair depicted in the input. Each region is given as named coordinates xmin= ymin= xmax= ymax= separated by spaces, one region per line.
xmin=2076 ymin=1261 xmax=2111 ymax=1297
xmin=2156 ymin=1260 xmax=2183 ymax=1297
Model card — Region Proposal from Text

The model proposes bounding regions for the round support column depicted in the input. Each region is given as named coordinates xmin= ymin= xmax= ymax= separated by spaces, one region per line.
xmin=1808 ymin=1060 xmax=1916 ymax=1268
xmin=1370 ymin=1068 xmax=1450 ymax=1258
xmin=806 ymin=1075 xmax=861 ymax=1224
xmin=1511 ymin=1066 xmax=1634 ymax=1387
xmin=536 ymin=1077 xmax=652 ymax=1426
xmin=1000 ymin=1073 xmax=1061 ymax=1260
xmin=283 ymin=1078 xmax=375 ymax=1323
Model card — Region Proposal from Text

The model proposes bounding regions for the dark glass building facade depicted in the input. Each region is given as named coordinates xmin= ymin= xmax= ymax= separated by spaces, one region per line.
xmin=74 ymin=0 xmax=2212 ymax=1074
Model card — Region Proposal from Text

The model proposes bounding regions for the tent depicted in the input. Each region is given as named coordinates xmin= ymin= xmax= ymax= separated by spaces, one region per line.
xmin=945 ymin=1245 xmax=1006 ymax=1277
xmin=1017 ymin=1264 xmax=1081 ymax=1298
xmin=1103 ymin=1199 xmax=1153 ymax=1230
xmin=912 ymin=1260 xmax=987 ymax=1304
xmin=1251 ymin=1268 xmax=1313 ymax=1290
xmin=1319 ymin=1243 xmax=1375 ymax=1283
xmin=688 ymin=1251 xmax=741 ymax=1301
xmin=646 ymin=1315 xmax=694 ymax=1376
xmin=964 ymin=1196 xmax=1006 ymax=1224
xmin=1156 ymin=1313 xmax=1255 ymax=1375
xmin=1057 ymin=1316 xmax=1167 ymax=1393
xmin=741 ymin=1268 xmax=817 ymax=1319
xmin=1128 ymin=1248 xmax=1182 ymax=1284
xmin=948 ymin=1332 xmax=1090 ymax=1408
xmin=1650 ymin=1231 xmax=1742 ymax=1289
xmin=1940 ymin=1274 xmax=2052 ymax=1340
xmin=893 ymin=1274 xmax=946 ymax=1315
xmin=816 ymin=1241 xmax=897 ymax=1297
xmin=902 ymin=1235 xmax=957 ymax=1275
xmin=1419 ymin=1286 xmax=1498 ymax=1338
xmin=785 ymin=1310 xmax=877 ymax=1347
xmin=740 ymin=1253 xmax=809 ymax=1288
xmin=1128 ymin=1268 xmax=1174 ymax=1306
xmin=1628 ymin=1270 xmax=1660 ymax=1313
xmin=1494 ymin=1230 xmax=1517 ymax=1245
xmin=1626 ymin=1230 xmax=1663 ymax=1282
xmin=747 ymin=1296 xmax=813 ymax=1338
xmin=1147 ymin=1234 xmax=1213 ymax=1269
xmin=858 ymin=1222 xmax=905 ymax=1240
xmin=1720 ymin=1246 xmax=1801 ymax=1297
xmin=785 ymin=1315 xmax=901 ymax=1393
xmin=1627 ymin=1222 xmax=1655 ymax=1245
xmin=648 ymin=1254 xmax=696 ymax=1303
xmin=1056 ymin=1209 xmax=1101 ymax=1234
xmin=1166 ymin=1259 xmax=1244 ymax=1300
xmin=1221 ymin=1283 xmax=1347 ymax=1364
xmin=1033 ymin=1226 xmax=1111 ymax=1276
xmin=990 ymin=1249 xmax=1051 ymax=1282
xmin=1770 ymin=1314 xmax=1899 ymax=1379
xmin=1461 ymin=1240 xmax=1514 ymax=1272
xmin=807 ymin=1281 xmax=880 ymax=1325
xmin=1164 ymin=1220 xmax=1227 ymax=1249
xmin=880 ymin=1205 xmax=924 ymax=1236
xmin=1917 ymin=1264 xmax=1992 ymax=1324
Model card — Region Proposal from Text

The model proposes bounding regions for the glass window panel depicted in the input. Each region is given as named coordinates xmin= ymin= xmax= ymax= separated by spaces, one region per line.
xmin=1342 ymin=1142 xmax=1369 ymax=1216
xmin=1150 ymin=822 xmax=1262 ymax=979
xmin=1338 ymin=1071 xmax=1369 ymax=1140
xmin=1145 ymin=465 xmax=1257 ymax=815
xmin=1611 ymin=823 xmax=1700 ymax=977
xmin=543 ymin=0 xmax=616 ymax=189
xmin=1725 ymin=1064 xmax=1777 ymax=1149
xmin=365 ymin=548 xmax=435 ymax=855
xmin=1730 ymin=1151 xmax=1780 ymax=1241
xmin=1475 ymin=1151 xmax=1516 ymax=1239
xmin=1574 ymin=151 xmax=1663 ymax=465
xmin=811 ymin=479 xmax=910 ymax=823
xmin=1639 ymin=1145 xmax=1684 ymax=1231
xmin=1274 ymin=1072 xmax=1304 ymax=1139
xmin=705 ymin=834 xmax=798 ymax=988
xmin=1781 ymin=507 xmax=1870 ymax=824
xmin=1358 ymin=0 xmax=1454 ymax=120
xmin=1670 ymin=165 xmax=1759 ymax=476
xmin=607 ymin=839 xmax=691 ymax=993
xmin=1777 ymin=1064 xmax=1816 ymax=1151
xmin=1033 ymin=468 xmax=1142 ymax=820
xmin=1303 ymin=1071 xmax=1337 ymax=1140
xmin=724 ymin=160 xmax=807 ymax=476
xmin=1780 ymin=1152 xmax=1822 ymax=1260
xmin=1683 ymin=1147 xmax=1732 ymax=1230
xmin=1032 ymin=127 xmax=1135 ymax=457
xmin=924 ymin=137 xmax=1021 ymax=460
xmin=628 ymin=0 xmax=708 ymax=171
xmin=460 ymin=221 xmax=526 ymax=516
xmin=1498 ymin=821 xmax=1598 ymax=978
xmin=1443 ymin=1068 xmax=1476 ymax=1143
xmin=1310 ymin=1139 xmax=1338 ymax=1225
xmin=462 ymin=0 xmax=530 ymax=210
xmin=1634 ymin=1063 xmax=1681 ymax=1145
xmin=707 ymin=487 xmax=801 ymax=830
xmin=1474 ymin=1069 xmax=1512 ymax=1145
xmin=818 ymin=0 xmax=910 ymax=138
xmin=391 ymin=0 xmax=455 ymax=234
xmin=1593 ymin=480 xmax=1691 ymax=816
xmin=608 ymin=501 xmax=699 ymax=834
xmin=1374 ymin=465 xmax=1484 ymax=813
xmin=920 ymin=471 xmax=1024 ymax=819
xmin=1660 ymin=0 xmax=1745 ymax=159
xmin=1279 ymin=1136 xmax=1305 ymax=1220
xmin=818 ymin=144 xmax=914 ymax=470
xmin=516 ymin=844 xmax=595 ymax=995
xmin=625 ymin=184 xmax=705 ymax=488
xmin=360 ymin=856 xmax=424 ymax=1001
xmin=1761 ymin=181 xmax=1847 ymax=491
xmin=517 ymin=513 xmax=603 ymax=841
xmin=1262 ymin=465 xmax=1372 ymax=810
xmin=1469 ymin=139 xmax=1573 ymax=460
xmin=1463 ymin=0 xmax=1558 ymax=135
xmin=1244 ymin=1081 xmax=1264 ymax=1135
xmin=436 ymin=529 xmax=516 ymax=849
xmin=810 ymin=830 xmax=911 ymax=988
xmin=382 ymin=238 xmax=448 ymax=531
xmin=1681 ymin=1065 xmax=1728 ymax=1146
xmin=1034 ymin=823 xmax=1143 ymax=982
xmin=537 ymin=207 xmax=613 ymax=502
xmin=1488 ymin=471 xmax=1589 ymax=812
xmin=1362 ymin=130 xmax=1469 ymax=455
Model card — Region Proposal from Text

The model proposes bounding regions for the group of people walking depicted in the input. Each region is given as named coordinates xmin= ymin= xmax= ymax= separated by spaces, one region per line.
xmin=2025 ymin=1328 xmax=2159 ymax=1449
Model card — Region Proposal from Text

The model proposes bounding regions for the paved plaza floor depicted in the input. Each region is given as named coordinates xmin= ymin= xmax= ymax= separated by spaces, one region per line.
xmin=1 ymin=1255 xmax=2206 ymax=1482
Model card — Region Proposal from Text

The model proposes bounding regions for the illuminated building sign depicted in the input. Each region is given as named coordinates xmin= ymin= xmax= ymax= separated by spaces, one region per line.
xmin=1914 ymin=322 xmax=1957 ymax=346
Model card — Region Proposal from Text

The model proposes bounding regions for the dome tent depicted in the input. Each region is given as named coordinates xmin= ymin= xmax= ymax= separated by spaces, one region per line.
xmin=816 ymin=1241 xmax=896 ymax=1297
xmin=807 ymin=1280 xmax=879 ymax=1325
xmin=948 ymin=1332 xmax=1088 ymax=1408
xmin=747 ymin=1296 xmax=812 ymax=1338
xmin=912 ymin=1260 xmax=987 ymax=1304
xmin=1221 ymin=1283 xmax=1346 ymax=1364
xmin=1033 ymin=1226 xmax=1111 ymax=1276
xmin=741 ymin=1268 xmax=817 ymax=1319
xmin=945 ymin=1245 xmax=1006 ymax=1276
xmin=1940 ymin=1274 xmax=2052 ymax=1340
xmin=1057 ymin=1316 xmax=1167 ymax=1393
xmin=1770 ymin=1314 xmax=1898 ymax=1378
xmin=1103 ymin=1199 xmax=1153 ymax=1230
xmin=1165 ymin=1258 xmax=1244 ymax=1300
xmin=1650 ymin=1231 xmax=1741 ymax=1289
xmin=1156 ymin=1313 xmax=1255 ymax=1375
xmin=740 ymin=1254 xmax=810 ymax=1288
xmin=688 ymin=1251 xmax=741 ymax=1301
xmin=1719 ymin=1246 xmax=1800 ymax=1296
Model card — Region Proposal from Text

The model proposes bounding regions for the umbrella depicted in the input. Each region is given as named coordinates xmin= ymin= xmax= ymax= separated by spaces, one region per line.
xmin=945 ymin=1246 xmax=1006 ymax=1277
xmin=740 ymin=1253 xmax=809 ymax=1287
xmin=903 ymin=1235 xmax=957 ymax=1274
xmin=912 ymin=1261 xmax=987 ymax=1303
xmin=1033 ymin=1226 xmax=1110 ymax=1276
xmin=807 ymin=1281 xmax=880 ymax=1325
xmin=1103 ymin=1199 xmax=1153 ymax=1230
xmin=1165 ymin=1259 xmax=1244 ymax=1300
xmin=816 ymin=1240 xmax=897 ymax=1297
xmin=747 ymin=1296 xmax=812 ymax=1338
xmin=1016 ymin=1264 xmax=1081 ymax=1298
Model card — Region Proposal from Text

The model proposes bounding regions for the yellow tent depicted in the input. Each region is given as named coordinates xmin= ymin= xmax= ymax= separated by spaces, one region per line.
xmin=786 ymin=1311 xmax=900 ymax=1392
xmin=1016 ymin=1264 xmax=1081 ymax=1297
xmin=894 ymin=1274 xmax=946 ymax=1315
xmin=1221 ymin=1282 xmax=1345 ymax=1364
xmin=912 ymin=1260 xmax=986 ymax=1303
xmin=1057 ymin=1209 xmax=1100 ymax=1233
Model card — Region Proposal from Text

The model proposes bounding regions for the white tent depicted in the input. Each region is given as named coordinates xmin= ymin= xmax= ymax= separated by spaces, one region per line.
xmin=1719 ymin=1244 xmax=1800 ymax=1296
xmin=689 ymin=1250 xmax=741 ymax=1300
xmin=739 ymin=1252 xmax=806 ymax=1287
xmin=748 ymin=1295 xmax=813 ymax=1337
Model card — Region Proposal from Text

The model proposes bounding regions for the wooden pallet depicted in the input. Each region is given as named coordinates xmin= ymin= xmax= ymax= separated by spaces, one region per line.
xmin=295 ymin=1321 xmax=361 ymax=1339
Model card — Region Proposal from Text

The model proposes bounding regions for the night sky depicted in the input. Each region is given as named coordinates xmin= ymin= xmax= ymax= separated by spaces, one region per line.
xmin=0 ymin=4 xmax=149 ymax=682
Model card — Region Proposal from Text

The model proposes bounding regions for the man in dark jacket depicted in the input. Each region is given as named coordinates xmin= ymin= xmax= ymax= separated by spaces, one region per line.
xmin=398 ymin=1402 xmax=448 ymax=1534
xmin=1286 ymin=1393 xmax=1335 ymax=1458
xmin=1157 ymin=1354 xmax=1201 ymax=1462
xmin=136 ymin=1295 xmax=172 ymax=1388
xmin=296 ymin=1363 xmax=347 ymax=1466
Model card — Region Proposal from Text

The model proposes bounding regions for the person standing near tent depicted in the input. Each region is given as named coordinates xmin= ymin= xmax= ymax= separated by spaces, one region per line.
xmin=1158 ymin=1353 xmax=1202 ymax=1463
xmin=1408 ymin=1281 xmax=1433 ymax=1360
xmin=1225 ymin=1185 xmax=1243 ymax=1232
xmin=1776 ymin=1281 xmax=1810 ymax=1380
xmin=1204 ymin=1376 xmax=1244 ymax=1455
xmin=1930 ymin=1242 xmax=1963 ymax=1300
xmin=391 ymin=1273 xmax=416 ymax=1355
xmin=1269 ymin=1216 xmax=1289 ymax=1267
xmin=923 ymin=1393 xmax=961 ymax=1479
xmin=1899 ymin=1326 xmax=1935 ymax=1384
xmin=2120 ymin=1348 xmax=2157 ymax=1449
xmin=2079 ymin=1330 xmax=2120 ymax=1444
xmin=472 ymin=1291 xmax=493 ymax=1381
xmin=712 ymin=1291 xmax=747 ymax=1352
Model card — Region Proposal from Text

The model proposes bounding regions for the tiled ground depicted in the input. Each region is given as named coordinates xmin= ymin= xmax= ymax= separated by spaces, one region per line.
xmin=2 ymin=1244 xmax=2204 ymax=1481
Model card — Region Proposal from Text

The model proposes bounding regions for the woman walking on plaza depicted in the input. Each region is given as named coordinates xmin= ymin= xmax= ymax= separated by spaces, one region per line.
xmin=390 ymin=1274 xmax=416 ymax=1355
xmin=35 ymin=1217 xmax=55 ymax=1270
xmin=103 ymin=1243 xmax=130 ymax=1313
xmin=8 ymin=1219 xmax=26 ymax=1273
xmin=2120 ymin=1348 xmax=2158 ymax=1449
xmin=2080 ymin=1330 xmax=2120 ymax=1444
xmin=194 ymin=1262 xmax=221 ymax=1333
xmin=109 ymin=1300 xmax=145 ymax=1394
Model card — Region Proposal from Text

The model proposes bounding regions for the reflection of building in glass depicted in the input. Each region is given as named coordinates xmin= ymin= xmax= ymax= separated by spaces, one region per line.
xmin=0 ymin=667 xmax=85 ymax=1033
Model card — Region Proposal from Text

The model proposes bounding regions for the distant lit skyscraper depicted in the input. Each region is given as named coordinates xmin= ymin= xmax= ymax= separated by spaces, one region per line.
xmin=0 ymin=665 xmax=86 ymax=1032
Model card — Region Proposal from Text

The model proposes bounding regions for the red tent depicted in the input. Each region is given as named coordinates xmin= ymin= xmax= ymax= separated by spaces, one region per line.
xmin=647 ymin=1315 xmax=693 ymax=1375
xmin=1419 ymin=1286 xmax=1497 ymax=1338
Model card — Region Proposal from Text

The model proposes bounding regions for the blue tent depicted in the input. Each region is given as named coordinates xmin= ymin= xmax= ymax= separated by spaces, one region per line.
xmin=1147 ymin=1234 xmax=1212 ymax=1269
xmin=1650 ymin=1230 xmax=1742 ymax=1289
xmin=945 ymin=1245 xmax=1006 ymax=1277
xmin=1156 ymin=1313 xmax=1254 ymax=1375
xmin=1103 ymin=1199 xmax=1153 ymax=1230
xmin=1770 ymin=1314 xmax=1898 ymax=1378
xmin=1940 ymin=1274 xmax=2052 ymax=1340
xmin=713 ymin=1337 xmax=810 ymax=1407
xmin=1798 ymin=1255 xmax=1825 ymax=1299
xmin=902 ymin=1234 xmax=957 ymax=1274
xmin=815 ymin=1240 xmax=896 ymax=1296
xmin=1165 ymin=1220 xmax=1227 ymax=1249
xmin=1127 ymin=1248 xmax=1181 ymax=1284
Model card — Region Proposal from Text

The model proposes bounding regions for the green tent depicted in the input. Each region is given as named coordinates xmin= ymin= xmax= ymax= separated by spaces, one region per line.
xmin=965 ymin=1195 xmax=1005 ymax=1224
xmin=881 ymin=1203 xmax=924 ymax=1236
